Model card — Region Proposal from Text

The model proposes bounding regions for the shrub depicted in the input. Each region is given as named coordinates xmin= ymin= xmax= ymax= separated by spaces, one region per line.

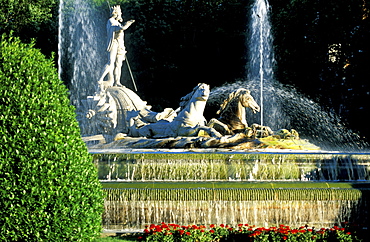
xmin=0 ymin=34 xmax=103 ymax=241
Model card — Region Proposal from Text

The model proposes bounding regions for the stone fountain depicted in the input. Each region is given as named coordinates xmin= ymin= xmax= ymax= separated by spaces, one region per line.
xmin=59 ymin=0 xmax=370 ymax=233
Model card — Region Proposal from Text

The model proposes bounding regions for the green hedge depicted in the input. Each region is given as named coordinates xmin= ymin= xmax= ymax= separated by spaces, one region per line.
xmin=0 ymin=35 xmax=103 ymax=241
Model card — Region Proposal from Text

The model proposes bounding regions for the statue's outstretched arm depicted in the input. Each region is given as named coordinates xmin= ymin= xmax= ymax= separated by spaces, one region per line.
xmin=121 ymin=20 xmax=135 ymax=30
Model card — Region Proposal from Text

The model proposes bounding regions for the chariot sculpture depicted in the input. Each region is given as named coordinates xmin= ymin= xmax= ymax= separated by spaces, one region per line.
xmin=77 ymin=5 xmax=318 ymax=150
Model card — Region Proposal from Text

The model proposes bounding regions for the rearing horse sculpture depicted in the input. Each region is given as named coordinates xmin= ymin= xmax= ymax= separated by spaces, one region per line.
xmin=129 ymin=83 xmax=222 ymax=138
xmin=208 ymin=88 xmax=260 ymax=135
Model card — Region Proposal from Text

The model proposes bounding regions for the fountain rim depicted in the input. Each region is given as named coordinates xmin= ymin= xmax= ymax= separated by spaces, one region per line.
xmin=89 ymin=148 xmax=370 ymax=155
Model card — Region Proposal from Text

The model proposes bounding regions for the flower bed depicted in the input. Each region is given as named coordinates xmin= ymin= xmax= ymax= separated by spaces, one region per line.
xmin=139 ymin=223 xmax=362 ymax=242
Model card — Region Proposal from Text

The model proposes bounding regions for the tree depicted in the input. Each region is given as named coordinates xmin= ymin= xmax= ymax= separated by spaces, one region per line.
xmin=0 ymin=0 xmax=59 ymax=55
xmin=0 ymin=34 xmax=103 ymax=241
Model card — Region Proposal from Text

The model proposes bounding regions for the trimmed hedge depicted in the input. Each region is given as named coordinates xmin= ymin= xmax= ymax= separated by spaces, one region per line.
xmin=0 ymin=35 xmax=103 ymax=241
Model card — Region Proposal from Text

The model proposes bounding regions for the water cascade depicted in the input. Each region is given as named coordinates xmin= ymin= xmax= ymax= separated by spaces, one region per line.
xmin=99 ymin=151 xmax=370 ymax=230
xmin=58 ymin=0 xmax=370 ymax=233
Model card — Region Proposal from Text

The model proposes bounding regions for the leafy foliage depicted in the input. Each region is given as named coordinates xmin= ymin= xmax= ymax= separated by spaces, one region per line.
xmin=0 ymin=34 xmax=103 ymax=241
xmin=0 ymin=0 xmax=58 ymax=55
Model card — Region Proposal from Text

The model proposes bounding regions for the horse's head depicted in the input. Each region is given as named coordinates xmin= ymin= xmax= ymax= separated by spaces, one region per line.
xmin=180 ymin=83 xmax=210 ymax=109
xmin=194 ymin=83 xmax=210 ymax=101
xmin=238 ymin=89 xmax=260 ymax=114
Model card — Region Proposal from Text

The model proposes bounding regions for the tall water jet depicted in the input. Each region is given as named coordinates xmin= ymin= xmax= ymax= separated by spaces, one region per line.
xmin=210 ymin=0 xmax=285 ymax=131
xmin=248 ymin=0 xmax=275 ymax=127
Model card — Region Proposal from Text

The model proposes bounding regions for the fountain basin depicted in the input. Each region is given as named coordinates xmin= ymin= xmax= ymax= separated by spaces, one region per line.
xmin=92 ymin=149 xmax=370 ymax=181
xmin=94 ymin=149 xmax=370 ymax=231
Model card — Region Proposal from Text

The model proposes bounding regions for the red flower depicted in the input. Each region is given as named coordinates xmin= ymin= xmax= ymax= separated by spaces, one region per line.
xmin=210 ymin=224 xmax=216 ymax=228
xmin=210 ymin=229 xmax=215 ymax=233
xmin=185 ymin=232 xmax=191 ymax=236
xmin=283 ymin=236 xmax=288 ymax=240
xmin=291 ymin=229 xmax=298 ymax=234
xmin=346 ymin=232 xmax=351 ymax=235
xmin=220 ymin=224 xmax=225 ymax=228
xmin=179 ymin=230 xmax=185 ymax=235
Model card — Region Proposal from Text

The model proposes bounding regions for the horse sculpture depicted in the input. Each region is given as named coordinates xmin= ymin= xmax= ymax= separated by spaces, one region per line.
xmin=208 ymin=88 xmax=261 ymax=135
xmin=129 ymin=83 xmax=222 ymax=138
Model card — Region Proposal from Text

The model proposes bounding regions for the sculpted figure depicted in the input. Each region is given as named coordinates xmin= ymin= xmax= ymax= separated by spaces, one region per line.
xmin=98 ymin=5 xmax=135 ymax=90
xmin=208 ymin=88 xmax=260 ymax=135
xmin=129 ymin=83 xmax=222 ymax=138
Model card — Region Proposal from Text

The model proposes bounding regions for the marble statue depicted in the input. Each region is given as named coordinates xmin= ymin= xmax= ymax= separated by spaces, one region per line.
xmin=98 ymin=5 xmax=135 ymax=91
xmin=78 ymin=85 xmax=177 ymax=141
xmin=129 ymin=83 xmax=223 ymax=138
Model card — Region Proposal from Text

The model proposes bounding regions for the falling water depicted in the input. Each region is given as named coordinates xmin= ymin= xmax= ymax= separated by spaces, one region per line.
xmin=102 ymin=188 xmax=368 ymax=230
xmin=95 ymin=153 xmax=370 ymax=181
xmin=248 ymin=0 xmax=275 ymax=127
xmin=58 ymin=0 xmax=106 ymax=107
